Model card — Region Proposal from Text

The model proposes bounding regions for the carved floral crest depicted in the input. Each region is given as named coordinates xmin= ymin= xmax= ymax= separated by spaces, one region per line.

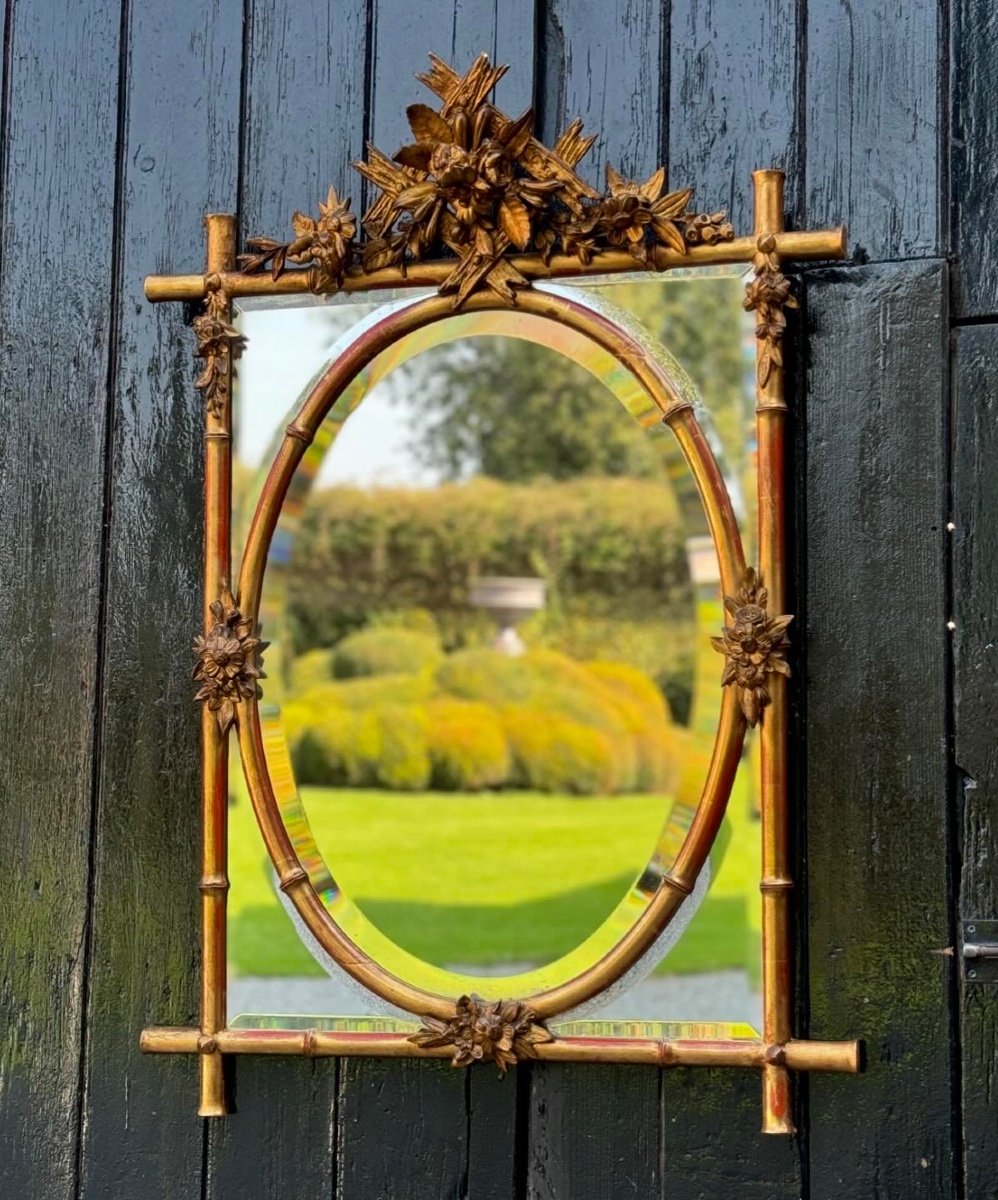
xmin=237 ymin=52 xmax=734 ymax=309
xmin=711 ymin=568 xmax=792 ymax=727
xmin=409 ymin=994 xmax=553 ymax=1074
xmin=193 ymin=588 xmax=267 ymax=734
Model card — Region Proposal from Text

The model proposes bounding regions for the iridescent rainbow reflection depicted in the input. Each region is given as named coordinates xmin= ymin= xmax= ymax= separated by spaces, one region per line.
xmin=231 ymin=271 xmax=759 ymax=1020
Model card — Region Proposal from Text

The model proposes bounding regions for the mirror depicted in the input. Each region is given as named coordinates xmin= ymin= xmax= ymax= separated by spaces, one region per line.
xmin=227 ymin=267 xmax=761 ymax=1032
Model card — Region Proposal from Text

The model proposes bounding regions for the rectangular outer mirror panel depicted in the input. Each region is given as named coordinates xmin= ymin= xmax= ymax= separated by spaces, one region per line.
xmin=227 ymin=269 xmax=762 ymax=1037
xmin=139 ymin=49 xmax=860 ymax=1132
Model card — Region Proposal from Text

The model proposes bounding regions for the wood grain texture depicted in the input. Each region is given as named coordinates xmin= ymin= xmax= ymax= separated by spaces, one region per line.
xmin=805 ymin=0 xmax=943 ymax=260
xmin=952 ymin=0 xmax=998 ymax=315
xmin=206 ymin=1060 xmax=338 ymax=1200
xmin=953 ymin=325 xmax=998 ymax=1199
xmin=75 ymin=3 xmax=242 ymax=1197
xmin=802 ymin=261 xmax=954 ymax=1199
xmin=668 ymin=0 xmax=799 ymax=237
xmin=0 ymin=2 xmax=121 ymax=1196
xmin=368 ymin=0 xmax=535 ymax=176
xmin=524 ymin=1063 xmax=660 ymax=1199
xmin=466 ymin=1068 xmax=519 ymax=1200
xmin=337 ymin=1058 xmax=468 ymax=1200
xmin=205 ymin=5 xmax=369 ymax=1190
xmin=538 ymin=0 xmax=666 ymax=188
xmin=240 ymin=0 xmax=367 ymax=240
xmin=661 ymin=1070 xmax=800 ymax=1197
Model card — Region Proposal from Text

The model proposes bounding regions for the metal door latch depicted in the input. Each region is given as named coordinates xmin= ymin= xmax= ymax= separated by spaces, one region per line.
xmin=962 ymin=921 xmax=998 ymax=982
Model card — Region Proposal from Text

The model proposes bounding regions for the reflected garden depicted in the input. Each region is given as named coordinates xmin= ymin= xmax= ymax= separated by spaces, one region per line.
xmin=227 ymin=269 xmax=762 ymax=1028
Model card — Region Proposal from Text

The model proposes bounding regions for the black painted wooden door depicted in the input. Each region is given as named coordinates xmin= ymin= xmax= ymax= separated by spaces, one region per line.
xmin=0 ymin=1 xmax=987 ymax=1197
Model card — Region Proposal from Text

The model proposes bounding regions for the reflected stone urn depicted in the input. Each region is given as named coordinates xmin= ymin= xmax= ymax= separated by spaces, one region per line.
xmin=469 ymin=576 xmax=546 ymax=656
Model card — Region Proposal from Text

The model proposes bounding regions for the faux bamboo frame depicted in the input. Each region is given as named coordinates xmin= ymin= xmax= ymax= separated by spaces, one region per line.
xmin=141 ymin=53 xmax=860 ymax=1132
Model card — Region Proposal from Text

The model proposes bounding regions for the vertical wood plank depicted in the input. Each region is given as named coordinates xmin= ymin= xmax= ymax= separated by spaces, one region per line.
xmin=206 ymin=1060 xmax=338 ymax=1200
xmin=805 ymin=0 xmax=943 ymax=260
xmin=368 ymin=0 xmax=534 ymax=176
xmin=76 ymin=2 xmax=242 ymax=1197
xmin=661 ymin=1070 xmax=800 ymax=1197
xmin=953 ymin=324 xmax=998 ymax=1200
xmin=240 ymin=0 xmax=367 ymax=240
xmin=538 ymin=0 xmax=666 ymax=187
xmin=952 ymin=0 xmax=998 ymax=316
xmin=668 ymin=0 xmax=799 ymax=237
xmin=0 ymin=1 xmax=121 ymax=1195
xmin=206 ymin=5 xmax=369 ymax=1191
xmin=525 ymin=1063 xmax=660 ymax=1199
xmin=337 ymin=1059 xmax=468 ymax=1200
xmin=466 ymin=1069 xmax=519 ymax=1200
xmin=802 ymin=261 xmax=954 ymax=1199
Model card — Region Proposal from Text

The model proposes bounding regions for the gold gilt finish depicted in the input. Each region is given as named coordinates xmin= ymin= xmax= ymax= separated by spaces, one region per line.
xmin=137 ymin=52 xmax=859 ymax=1133
xmin=745 ymin=233 xmax=799 ymax=389
xmin=409 ymin=995 xmax=553 ymax=1074
xmin=193 ymin=276 xmax=243 ymax=417
xmin=712 ymin=567 xmax=792 ymax=727
xmin=237 ymin=51 xmax=734 ymax=308
xmin=193 ymin=587 xmax=268 ymax=735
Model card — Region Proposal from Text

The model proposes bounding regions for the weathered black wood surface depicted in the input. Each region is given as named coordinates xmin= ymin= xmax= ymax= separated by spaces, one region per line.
xmin=0 ymin=2 xmax=121 ymax=1196
xmin=802 ymin=261 xmax=953 ymax=1199
xmin=805 ymin=0 xmax=944 ymax=261
xmin=76 ymin=5 xmax=242 ymax=1198
xmin=953 ymin=325 xmax=998 ymax=1200
xmin=0 ymin=0 xmax=987 ymax=1197
xmin=953 ymin=0 xmax=998 ymax=316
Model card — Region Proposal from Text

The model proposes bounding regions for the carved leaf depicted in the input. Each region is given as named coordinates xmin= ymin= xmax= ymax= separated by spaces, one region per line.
xmin=638 ymin=166 xmax=665 ymax=203
xmin=292 ymin=211 xmax=315 ymax=236
xmin=406 ymin=102 xmax=453 ymax=145
xmin=394 ymin=143 xmax=434 ymax=171
xmin=498 ymin=195 xmax=531 ymax=250
xmin=396 ymin=181 xmax=438 ymax=210
xmin=502 ymin=108 xmax=534 ymax=158
xmin=654 ymin=187 xmax=694 ymax=219
xmin=652 ymin=218 xmax=687 ymax=255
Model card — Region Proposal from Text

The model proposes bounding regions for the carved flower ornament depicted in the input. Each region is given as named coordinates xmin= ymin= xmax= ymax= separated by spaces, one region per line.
xmin=239 ymin=186 xmax=357 ymax=293
xmin=192 ymin=284 xmax=244 ymax=418
xmin=409 ymin=994 xmax=553 ymax=1074
xmin=744 ymin=233 xmax=798 ymax=387
xmin=193 ymin=588 xmax=267 ymax=734
xmin=235 ymin=53 xmax=736 ymax=309
xmin=711 ymin=568 xmax=792 ymax=727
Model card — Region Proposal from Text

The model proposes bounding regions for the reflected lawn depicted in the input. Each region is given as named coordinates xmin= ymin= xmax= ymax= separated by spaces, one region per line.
xmin=229 ymin=783 xmax=760 ymax=979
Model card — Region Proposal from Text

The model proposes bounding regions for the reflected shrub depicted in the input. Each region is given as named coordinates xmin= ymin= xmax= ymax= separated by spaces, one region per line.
xmin=288 ymin=647 xmax=336 ymax=693
xmin=284 ymin=646 xmax=678 ymax=795
xmin=331 ymin=627 xmax=442 ymax=680
xmin=502 ymin=709 xmax=617 ymax=795
xmin=425 ymin=699 xmax=510 ymax=791
xmin=299 ymin=672 xmax=435 ymax=711
xmin=289 ymin=704 xmax=430 ymax=790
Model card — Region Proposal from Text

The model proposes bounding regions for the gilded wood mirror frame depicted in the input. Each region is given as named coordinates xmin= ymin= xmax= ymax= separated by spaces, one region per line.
xmin=140 ymin=52 xmax=861 ymax=1132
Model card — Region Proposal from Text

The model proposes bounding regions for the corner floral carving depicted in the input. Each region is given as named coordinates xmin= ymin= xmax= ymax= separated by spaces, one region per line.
xmin=409 ymin=994 xmax=553 ymax=1075
xmin=711 ymin=568 xmax=792 ymax=727
xmin=238 ymin=187 xmax=357 ymax=293
xmin=744 ymin=234 xmax=798 ymax=387
xmin=193 ymin=279 xmax=243 ymax=418
xmin=236 ymin=52 xmax=734 ymax=308
xmin=193 ymin=587 xmax=267 ymax=734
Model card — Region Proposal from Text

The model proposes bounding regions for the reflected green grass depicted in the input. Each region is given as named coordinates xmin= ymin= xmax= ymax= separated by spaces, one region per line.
xmin=229 ymin=781 xmax=760 ymax=979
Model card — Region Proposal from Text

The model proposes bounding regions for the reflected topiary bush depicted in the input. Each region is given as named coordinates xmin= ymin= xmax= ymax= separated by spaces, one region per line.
xmin=284 ymin=644 xmax=678 ymax=795
xmin=331 ymin=627 xmax=443 ymax=680
xmin=425 ymin=699 xmax=510 ymax=791
xmin=501 ymin=708 xmax=618 ymax=795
